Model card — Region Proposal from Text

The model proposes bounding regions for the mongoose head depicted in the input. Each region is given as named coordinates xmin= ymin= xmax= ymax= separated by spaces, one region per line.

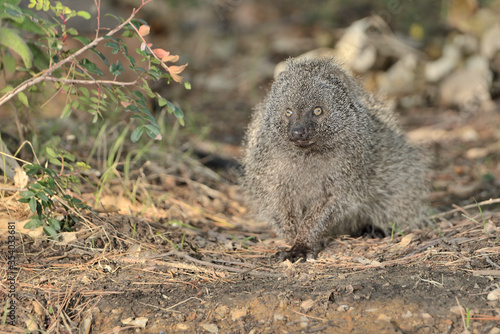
xmin=265 ymin=58 xmax=367 ymax=151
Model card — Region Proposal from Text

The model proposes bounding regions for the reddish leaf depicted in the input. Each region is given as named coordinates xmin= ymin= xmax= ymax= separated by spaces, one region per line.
xmin=138 ymin=25 xmax=150 ymax=36
xmin=168 ymin=64 xmax=187 ymax=82
xmin=152 ymin=48 xmax=169 ymax=59
xmin=162 ymin=54 xmax=179 ymax=63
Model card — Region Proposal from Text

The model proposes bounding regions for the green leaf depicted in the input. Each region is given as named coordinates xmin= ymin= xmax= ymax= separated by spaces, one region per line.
xmin=130 ymin=126 xmax=144 ymax=143
xmin=109 ymin=61 xmax=124 ymax=76
xmin=0 ymin=27 xmax=33 ymax=69
xmin=49 ymin=157 xmax=62 ymax=166
xmin=79 ymin=58 xmax=103 ymax=76
xmin=104 ymin=41 xmax=120 ymax=53
xmin=165 ymin=100 xmax=185 ymax=125
xmin=3 ymin=51 xmax=16 ymax=72
xmin=144 ymin=124 xmax=160 ymax=138
xmin=46 ymin=146 xmax=57 ymax=158
xmin=29 ymin=197 xmax=37 ymax=213
xmin=20 ymin=190 xmax=35 ymax=198
xmin=76 ymin=10 xmax=91 ymax=20
xmin=48 ymin=218 xmax=61 ymax=231
xmin=1 ymin=3 xmax=24 ymax=22
xmin=66 ymin=27 xmax=78 ymax=35
xmin=73 ymin=35 xmax=91 ymax=46
xmin=43 ymin=226 xmax=58 ymax=238
xmin=184 ymin=82 xmax=192 ymax=90
xmin=90 ymin=48 xmax=109 ymax=66
xmin=36 ymin=191 xmax=49 ymax=202
xmin=24 ymin=218 xmax=42 ymax=229
xmin=125 ymin=104 xmax=139 ymax=113
xmin=17 ymin=91 xmax=29 ymax=107
xmin=156 ymin=94 xmax=167 ymax=107
xmin=61 ymin=103 xmax=72 ymax=119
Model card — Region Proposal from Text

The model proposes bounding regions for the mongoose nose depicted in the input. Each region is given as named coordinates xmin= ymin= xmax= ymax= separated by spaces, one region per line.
xmin=290 ymin=126 xmax=308 ymax=141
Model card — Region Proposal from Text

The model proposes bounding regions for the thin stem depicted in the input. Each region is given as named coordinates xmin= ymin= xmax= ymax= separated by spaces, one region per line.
xmin=0 ymin=1 xmax=151 ymax=108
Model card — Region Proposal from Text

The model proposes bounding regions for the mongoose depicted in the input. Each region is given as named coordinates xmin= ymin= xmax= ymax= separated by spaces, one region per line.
xmin=242 ymin=57 xmax=428 ymax=262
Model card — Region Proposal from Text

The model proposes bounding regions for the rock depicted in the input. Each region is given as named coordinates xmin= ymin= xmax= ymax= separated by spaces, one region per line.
xmin=175 ymin=323 xmax=192 ymax=331
xmin=450 ymin=305 xmax=465 ymax=315
xmin=376 ymin=314 xmax=391 ymax=322
xmin=337 ymin=305 xmax=349 ymax=312
xmin=425 ymin=44 xmax=461 ymax=83
xmin=214 ymin=305 xmax=229 ymax=319
xmin=121 ymin=317 xmax=148 ymax=329
xmin=402 ymin=310 xmax=413 ymax=318
xmin=274 ymin=313 xmax=285 ymax=321
xmin=300 ymin=299 xmax=315 ymax=312
xmin=487 ymin=288 xmax=500 ymax=301
xmin=231 ymin=307 xmax=247 ymax=321
xmin=200 ymin=323 xmax=219 ymax=333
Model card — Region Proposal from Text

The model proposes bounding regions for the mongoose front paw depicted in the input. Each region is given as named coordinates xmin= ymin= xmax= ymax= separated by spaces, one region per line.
xmin=278 ymin=245 xmax=319 ymax=263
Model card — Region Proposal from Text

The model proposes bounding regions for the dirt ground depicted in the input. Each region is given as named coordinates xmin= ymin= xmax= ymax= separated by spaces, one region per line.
xmin=2 ymin=1 xmax=500 ymax=333
xmin=2 ymin=109 xmax=500 ymax=334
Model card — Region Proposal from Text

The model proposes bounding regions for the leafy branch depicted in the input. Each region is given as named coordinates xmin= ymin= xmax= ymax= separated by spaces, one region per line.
xmin=0 ymin=0 xmax=188 ymax=142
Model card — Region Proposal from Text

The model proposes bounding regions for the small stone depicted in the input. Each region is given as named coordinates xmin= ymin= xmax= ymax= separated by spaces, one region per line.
xmin=487 ymin=288 xmax=500 ymax=301
xmin=300 ymin=299 xmax=315 ymax=312
xmin=120 ymin=317 xmax=147 ymax=329
xmin=488 ymin=327 xmax=500 ymax=334
xmin=402 ymin=310 xmax=412 ymax=318
xmin=337 ymin=305 xmax=349 ymax=312
xmin=175 ymin=323 xmax=191 ymax=331
xmin=200 ymin=323 xmax=219 ymax=334
xmin=376 ymin=314 xmax=391 ymax=322
xmin=421 ymin=313 xmax=434 ymax=325
xmin=274 ymin=313 xmax=285 ymax=321
xmin=214 ymin=305 xmax=229 ymax=319
xmin=231 ymin=307 xmax=247 ymax=321
xmin=299 ymin=316 xmax=309 ymax=328
xmin=450 ymin=305 xmax=465 ymax=315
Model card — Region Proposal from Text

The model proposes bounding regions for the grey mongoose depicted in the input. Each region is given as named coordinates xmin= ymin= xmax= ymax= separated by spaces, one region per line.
xmin=242 ymin=57 xmax=428 ymax=261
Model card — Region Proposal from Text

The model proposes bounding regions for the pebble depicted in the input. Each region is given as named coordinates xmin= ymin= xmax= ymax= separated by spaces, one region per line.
xmin=200 ymin=323 xmax=219 ymax=333
xmin=337 ymin=305 xmax=349 ymax=312
xmin=300 ymin=299 xmax=314 ymax=312
xmin=487 ymin=288 xmax=500 ymax=301
xmin=231 ymin=307 xmax=247 ymax=321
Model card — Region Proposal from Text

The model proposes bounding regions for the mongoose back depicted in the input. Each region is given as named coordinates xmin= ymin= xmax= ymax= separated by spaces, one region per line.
xmin=242 ymin=57 xmax=428 ymax=261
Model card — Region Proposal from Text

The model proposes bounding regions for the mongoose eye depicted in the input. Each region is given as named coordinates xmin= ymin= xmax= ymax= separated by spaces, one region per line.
xmin=313 ymin=106 xmax=323 ymax=116
xmin=285 ymin=108 xmax=293 ymax=117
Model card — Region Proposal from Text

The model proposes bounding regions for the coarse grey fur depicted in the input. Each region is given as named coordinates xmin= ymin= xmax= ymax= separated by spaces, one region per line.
xmin=241 ymin=57 xmax=428 ymax=261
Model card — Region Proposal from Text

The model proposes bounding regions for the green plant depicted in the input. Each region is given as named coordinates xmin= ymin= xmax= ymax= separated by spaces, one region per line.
xmin=2 ymin=0 xmax=190 ymax=236
xmin=230 ymin=234 xmax=255 ymax=249
xmin=462 ymin=199 xmax=486 ymax=228
xmin=17 ymin=149 xmax=93 ymax=237
xmin=389 ymin=222 xmax=406 ymax=242
xmin=466 ymin=307 xmax=471 ymax=329
xmin=0 ymin=0 xmax=188 ymax=143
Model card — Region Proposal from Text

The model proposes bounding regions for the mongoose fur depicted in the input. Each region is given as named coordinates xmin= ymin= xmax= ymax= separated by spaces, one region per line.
xmin=242 ymin=57 xmax=428 ymax=261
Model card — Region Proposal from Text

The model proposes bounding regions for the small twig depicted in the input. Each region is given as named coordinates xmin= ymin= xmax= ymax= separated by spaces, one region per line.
xmin=417 ymin=275 xmax=443 ymax=287
xmin=45 ymin=77 xmax=139 ymax=86
xmin=481 ymin=251 xmax=500 ymax=270
xmin=455 ymin=297 xmax=467 ymax=331
xmin=289 ymin=308 xmax=327 ymax=322
xmin=430 ymin=198 xmax=500 ymax=219
xmin=153 ymin=250 xmax=285 ymax=278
